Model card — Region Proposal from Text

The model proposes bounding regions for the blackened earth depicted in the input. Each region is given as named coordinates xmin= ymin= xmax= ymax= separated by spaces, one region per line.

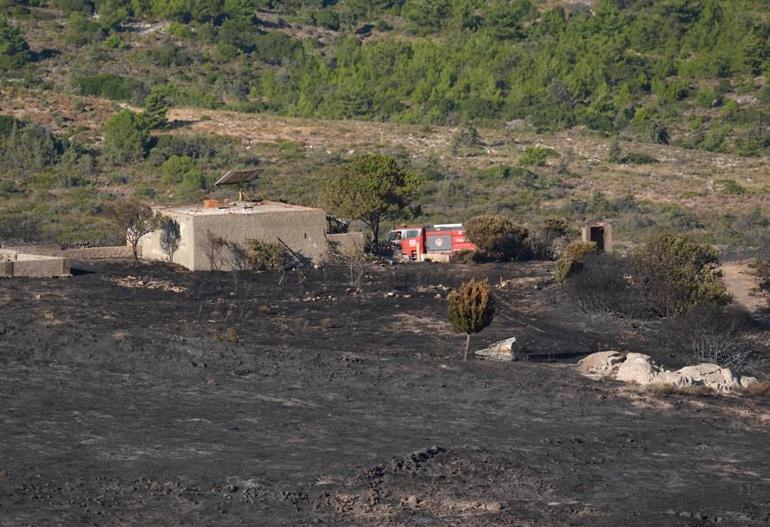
xmin=1 ymin=261 xmax=768 ymax=526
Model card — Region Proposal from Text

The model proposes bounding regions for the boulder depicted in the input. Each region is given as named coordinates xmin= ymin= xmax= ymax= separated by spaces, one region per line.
xmin=577 ymin=351 xmax=758 ymax=393
xmin=655 ymin=364 xmax=759 ymax=393
xmin=474 ymin=337 xmax=517 ymax=362
xmin=576 ymin=351 xmax=624 ymax=379
xmin=615 ymin=353 xmax=662 ymax=385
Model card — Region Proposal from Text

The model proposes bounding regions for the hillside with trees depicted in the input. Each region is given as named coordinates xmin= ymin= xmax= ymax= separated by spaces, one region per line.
xmin=0 ymin=0 xmax=768 ymax=247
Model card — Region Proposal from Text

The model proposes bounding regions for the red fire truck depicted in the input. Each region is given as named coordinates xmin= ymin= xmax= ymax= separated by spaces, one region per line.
xmin=387 ymin=224 xmax=476 ymax=262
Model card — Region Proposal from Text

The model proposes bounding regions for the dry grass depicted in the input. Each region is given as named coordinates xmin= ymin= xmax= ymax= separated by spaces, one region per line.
xmin=1 ymin=86 xmax=768 ymax=226
xmin=743 ymin=381 xmax=770 ymax=396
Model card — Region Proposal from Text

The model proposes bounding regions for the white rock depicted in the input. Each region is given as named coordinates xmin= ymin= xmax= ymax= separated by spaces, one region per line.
xmin=577 ymin=352 xmax=757 ymax=393
xmin=576 ymin=351 xmax=624 ymax=379
xmin=615 ymin=353 xmax=662 ymax=385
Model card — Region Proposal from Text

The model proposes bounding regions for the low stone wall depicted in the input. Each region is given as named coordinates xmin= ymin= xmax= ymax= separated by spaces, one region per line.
xmin=0 ymin=250 xmax=70 ymax=278
xmin=2 ymin=245 xmax=135 ymax=260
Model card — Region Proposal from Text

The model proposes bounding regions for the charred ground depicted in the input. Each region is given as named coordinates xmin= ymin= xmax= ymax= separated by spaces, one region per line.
xmin=1 ymin=261 xmax=769 ymax=526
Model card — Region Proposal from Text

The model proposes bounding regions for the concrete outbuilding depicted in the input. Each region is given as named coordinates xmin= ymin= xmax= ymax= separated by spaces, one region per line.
xmin=581 ymin=221 xmax=613 ymax=252
xmin=0 ymin=249 xmax=70 ymax=278
xmin=139 ymin=200 xmax=332 ymax=271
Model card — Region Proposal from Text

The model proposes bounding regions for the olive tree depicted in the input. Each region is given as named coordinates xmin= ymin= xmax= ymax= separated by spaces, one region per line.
xmin=447 ymin=279 xmax=495 ymax=361
xmin=108 ymin=199 xmax=159 ymax=259
xmin=322 ymin=154 xmax=422 ymax=252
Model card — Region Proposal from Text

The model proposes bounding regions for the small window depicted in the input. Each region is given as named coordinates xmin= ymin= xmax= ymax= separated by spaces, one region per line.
xmin=406 ymin=229 xmax=420 ymax=238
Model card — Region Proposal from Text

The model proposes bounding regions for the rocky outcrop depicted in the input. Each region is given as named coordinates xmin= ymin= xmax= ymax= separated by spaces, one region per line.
xmin=577 ymin=352 xmax=758 ymax=393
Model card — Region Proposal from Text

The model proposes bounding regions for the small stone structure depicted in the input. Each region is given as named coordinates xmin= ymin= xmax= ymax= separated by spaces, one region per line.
xmin=581 ymin=221 xmax=612 ymax=252
xmin=139 ymin=200 xmax=334 ymax=271
xmin=0 ymin=249 xmax=69 ymax=278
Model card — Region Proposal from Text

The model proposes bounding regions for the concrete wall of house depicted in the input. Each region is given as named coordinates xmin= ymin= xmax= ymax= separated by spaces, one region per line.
xmin=139 ymin=212 xmax=196 ymax=269
xmin=190 ymin=209 xmax=327 ymax=271
xmin=138 ymin=208 xmax=328 ymax=271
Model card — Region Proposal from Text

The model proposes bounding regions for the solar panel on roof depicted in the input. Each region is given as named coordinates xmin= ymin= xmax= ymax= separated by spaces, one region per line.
xmin=214 ymin=169 xmax=260 ymax=187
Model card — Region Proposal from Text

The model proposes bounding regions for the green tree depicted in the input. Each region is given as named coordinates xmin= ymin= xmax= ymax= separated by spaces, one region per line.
xmin=107 ymin=199 xmax=159 ymax=259
xmin=447 ymin=278 xmax=495 ymax=361
xmin=0 ymin=16 xmax=31 ymax=71
xmin=143 ymin=88 xmax=169 ymax=130
xmin=322 ymin=154 xmax=422 ymax=251
xmin=103 ymin=110 xmax=149 ymax=164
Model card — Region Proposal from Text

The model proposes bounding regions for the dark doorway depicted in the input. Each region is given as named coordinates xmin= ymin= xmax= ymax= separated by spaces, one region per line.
xmin=590 ymin=226 xmax=605 ymax=251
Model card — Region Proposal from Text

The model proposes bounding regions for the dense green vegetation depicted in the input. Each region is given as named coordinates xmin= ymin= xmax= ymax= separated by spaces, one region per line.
xmin=2 ymin=1 xmax=769 ymax=155
xmin=0 ymin=1 xmax=768 ymax=248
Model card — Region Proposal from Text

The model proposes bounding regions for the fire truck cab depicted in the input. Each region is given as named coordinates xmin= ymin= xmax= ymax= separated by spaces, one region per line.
xmin=387 ymin=224 xmax=476 ymax=262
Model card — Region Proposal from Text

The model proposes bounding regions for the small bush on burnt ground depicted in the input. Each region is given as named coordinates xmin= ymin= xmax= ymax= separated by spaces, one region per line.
xmin=631 ymin=233 xmax=730 ymax=317
xmin=656 ymin=302 xmax=759 ymax=371
xmin=555 ymin=241 xmax=596 ymax=282
xmin=447 ymin=278 xmax=495 ymax=360
xmin=245 ymin=240 xmax=286 ymax=272
xmin=563 ymin=253 xmax=651 ymax=318
xmin=465 ymin=215 xmax=528 ymax=262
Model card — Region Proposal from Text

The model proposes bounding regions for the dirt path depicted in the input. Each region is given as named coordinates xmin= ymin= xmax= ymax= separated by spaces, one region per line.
xmin=722 ymin=260 xmax=766 ymax=313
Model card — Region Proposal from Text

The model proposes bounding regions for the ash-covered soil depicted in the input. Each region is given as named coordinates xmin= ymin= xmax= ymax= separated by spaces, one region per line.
xmin=1 ymin=261 xmax=768 ymax=526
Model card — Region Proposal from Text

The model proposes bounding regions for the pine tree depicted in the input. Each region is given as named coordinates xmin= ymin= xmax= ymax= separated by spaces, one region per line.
xmin=143 ymin=90 xmax=168 ymax=130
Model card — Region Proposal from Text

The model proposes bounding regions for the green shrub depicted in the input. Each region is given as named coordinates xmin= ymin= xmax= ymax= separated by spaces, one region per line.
xmin=451 ymin=125 xmax=482 ymax=154
xmin=464 ymin=215 xmax=528 ymax=261
xmin=0 ymin=118 xmax=65 ymax=171
xmin=252 ymin=32 xmax=303 ymax=65
xmin=103 ymin=110 xmax=149 ymax=164
xmin=555 ymin=241 xmax=596 ymax=283
xmin=718 ymin=178 xmax=746 ymax=195
xmin=72 ymin=73 xmax=139 ymax=101
xmin=244 ymin=239 xmax=287 ymax=271
xmin=631 ymin=233 xmax=730 ymax=317
xmin=0 ymin=15 xmax=32 ymax=71
xmin=519 ymin=146 xmax=558 ymax=166
xmin=66 ymin=11 xmax=103 ymax=45
xmin=447 ymin=278 xmax=495 ymax=360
